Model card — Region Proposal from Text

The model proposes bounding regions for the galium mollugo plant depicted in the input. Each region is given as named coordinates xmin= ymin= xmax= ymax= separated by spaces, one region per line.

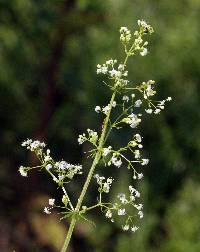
xmin=19 ymin=20 xmax=171 ymax=252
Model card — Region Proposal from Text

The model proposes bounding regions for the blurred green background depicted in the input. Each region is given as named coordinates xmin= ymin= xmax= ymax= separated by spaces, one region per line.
xmin=0 ymin=0 xmax=200 ymax=251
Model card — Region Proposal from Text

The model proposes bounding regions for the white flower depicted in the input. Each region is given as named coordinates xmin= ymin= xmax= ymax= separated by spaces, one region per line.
xmin=21 ymin=139 xmax=32 ymax=147
xmin=19 ymin=166 xmax=27 ymax=177
xmin=78 ymin=134 xmax=86 ymax=144
xmin=105 ymin=210 xmax=112 ymax=218
xmin=131 ymin=93 xmax=135 ymax=98
xmin=112 ymin=101 xmax=117 ymax=107
xmin=140 ymin=48 xmax=148 ymax=56
xmin=130 ymin=195 xmax=135 ymax=201
xmin=111 ymin=156 xmax=122 ymax=168
xmin=167 ymin=96 xmax=172 ymax=101
xmin=102 ymin=177 xmax=113 ymax=193
xmin=44 ymin=155 xmax=51 ymax=162
xmin=120 ymin=27 xmax=129 ymax=33
xmin=123 ymin=71 xmax=128 ymax=77
xmin=106 ymin=59 xmax=117 ymax=65
xmin=138 ymin=173 xmax=143 ymax=179
xmin=131 ymin=226 xmax=139 ymax=232
xmin=122 ymin=224 xmax=129 ymax=231
xmin=129 ymin=186 xmax=140 ymax=198
xmin=49 ymin=198 xmax=55 ymax=206
xmin=141 ymin=159 xmax=149 ymax=165
xmin=129 ymin=185 xmax=135 ymax=194
xmin=94 ymin=174 xmax=105 ymax=184
xmin=95 ymin=106 xmax=101 ymax=113
xmin=135 ymin=134 xmax=142 ymax=142
xmin=138 ymin=211 xmax=144 ymax=219
xmin=44 ymin=207 xmax=51 ymax=214
xmin=138 ymin=19 xmax=147 ymax=27
xmin=103 ymin=182 xmax=111 ymax=193
xmin=118 ymin=208 xmax=126 ymax=216
xmin=135 ymin=204 xmax=143 ymax=210
xmin=154 ymin=109 xmax=161 ymax=114
xmin=118 ymin=64 xmax=125 ymax=71
xmin=145 ymin=108 xmax=153 ymax=114
xmin=101 ymin=66 xmax=108 ymax=74
xmin=135 ymin=191 xmax=141 ymax=198
xmin=102 ymin=105 xmax=111 ymax=115
xmin=107 ymin=178 xmax=113 ymax=184
xmin=128 ymin=113 xmax=141 ymax=128
xmin=109 ymin=69 xmax=121 ymax=78
xmin=122 ymin=95 xmax=129 ymax=102
xmin=135 ymin=99 xmax=142 ymax=107
xmin=159 ymin=100 xmax=165 ymax=106
xmin=96 ymin=64 xmax=108 ymax=74
xmin=159 ymin=105 xmax=165 ymax=110
xmin=118 ymin=193 xmax=128 ymax=204
xmin=135 ymin=99 xmax=142 ymax=108
xmin=102 ymin=146 xmax=112 ymax=157
xmin=96 ymin=68 xmax=101 ymax=74
xmin=134 ymin=150 xmax=140 ymax=159
xmin=46 ymin=164 xmax=52 ymax=170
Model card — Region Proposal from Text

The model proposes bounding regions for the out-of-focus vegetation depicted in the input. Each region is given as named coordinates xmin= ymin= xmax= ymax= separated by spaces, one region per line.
xmin=0 ymin=0 xmax=200 ymax=251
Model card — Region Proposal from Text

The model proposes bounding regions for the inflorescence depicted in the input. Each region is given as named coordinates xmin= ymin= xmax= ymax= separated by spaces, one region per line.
xmin=19 ymin=19 xmax=171 ymax=234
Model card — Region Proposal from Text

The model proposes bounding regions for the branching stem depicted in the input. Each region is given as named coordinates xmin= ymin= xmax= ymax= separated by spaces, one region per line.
xmin=60 ymin=91 xmax=116 ymax=252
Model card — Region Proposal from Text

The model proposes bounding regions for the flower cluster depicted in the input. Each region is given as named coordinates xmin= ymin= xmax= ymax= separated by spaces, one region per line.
xmin=78 ymin=129 xmax=98 ymax=146
xmin=44 ymin=198 xmax=55 ymax=214
xmin=119 ymin=20 xmax=154 ymax=59
xmin=100 ymin=133 xmax=148 ymax=180
xmin=52 ymin=161 xmax=82 ymax=183
xmin=122 ymin=113 xmax=142 ymax=128
xmin=108 ymin=154 xmax=122 ymax=168
xmin=19 ymin=166 xmax=28 ymax=177
xmin=97 ymin=185 xmax=143 ymax=232
xmin=97 ymin=59 xmax=129 ymax=89
xmin=102 ymin=146 xmax=112 ymax=157
xmin=135 ymin=20 xmax=154 ymax=56
xmin=19 ymin=139 xmax=82 ymax=186
xmin=120 ymin=27 xmax=132 ymax=44
xmin=137 ymin=19 xmax=154 ymax=35
xmin=138 ymin=80 xmax=156 ymax=99
xmin=94 ymin=174 xmax=113 ymax=193
xmin=22 ymin=139 xmax=46 ymax=153
xmin=95 ymin=101 xmax=117 ymax=115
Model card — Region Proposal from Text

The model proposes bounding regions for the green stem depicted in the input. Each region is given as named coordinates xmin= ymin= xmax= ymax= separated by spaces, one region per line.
xmin=61 ymin=217 xmax=76 ymax=252
xmin=61 ymin=47 xmax=133 ymax=252
xmin=60 ymin=91 xmax=116 ymax=252
xmin=80 ymin=203 xmax=101 ymax=213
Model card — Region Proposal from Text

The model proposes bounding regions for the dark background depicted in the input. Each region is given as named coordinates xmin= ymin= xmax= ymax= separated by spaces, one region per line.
xmin=1 ymin=0 xmax=200 ymax=251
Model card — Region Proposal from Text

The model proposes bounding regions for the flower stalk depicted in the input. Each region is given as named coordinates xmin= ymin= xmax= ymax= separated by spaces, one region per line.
xmin=61 ymin=91 xmax=116 ymax=251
